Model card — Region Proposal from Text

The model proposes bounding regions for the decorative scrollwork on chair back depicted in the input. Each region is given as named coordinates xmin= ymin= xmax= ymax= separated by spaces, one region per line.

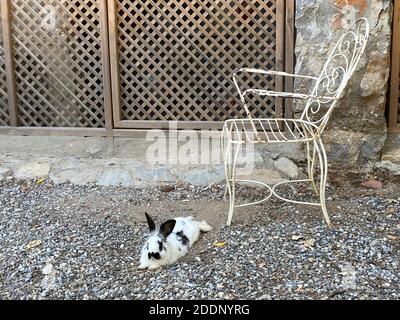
xmin=301 ymin=18 xmax=370 ymax=133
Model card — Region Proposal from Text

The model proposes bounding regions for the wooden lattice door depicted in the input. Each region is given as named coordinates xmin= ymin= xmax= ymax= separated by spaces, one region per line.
xmin=108 ymin=0 xmax=294 ymax=130
xmin=0 ymin=0 xmax=112 ymax=129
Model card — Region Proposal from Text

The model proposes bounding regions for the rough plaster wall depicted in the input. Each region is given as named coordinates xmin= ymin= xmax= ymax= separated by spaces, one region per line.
xmin=295 ymin=0 xmax=392 ymax=164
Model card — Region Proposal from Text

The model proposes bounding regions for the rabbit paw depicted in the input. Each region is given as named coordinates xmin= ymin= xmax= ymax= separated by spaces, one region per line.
xmin=148 ymin=265 xmax=162 ymax=271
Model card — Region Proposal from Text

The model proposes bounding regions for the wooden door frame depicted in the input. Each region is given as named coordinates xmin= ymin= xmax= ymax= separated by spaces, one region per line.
xmin=0 ymin=0 xmax=18 ymax=126
xmin=389 ymin=0 xmax=400 ymax=133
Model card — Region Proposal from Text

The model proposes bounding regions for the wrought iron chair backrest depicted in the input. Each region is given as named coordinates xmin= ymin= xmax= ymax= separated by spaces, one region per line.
xmin=300 ymin=18 xmax=370 ymax=133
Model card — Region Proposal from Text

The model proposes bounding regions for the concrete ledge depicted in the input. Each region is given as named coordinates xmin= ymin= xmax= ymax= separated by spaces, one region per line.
xmin=0 ymin=136 xmax=114 ymax=158
xmin=0 ymin=133 xmax=344 ymax=187
xmin=0 ymin=155 xmax=293 ymax=187
xmin=1 ymin=131 xmax=388 ymax=186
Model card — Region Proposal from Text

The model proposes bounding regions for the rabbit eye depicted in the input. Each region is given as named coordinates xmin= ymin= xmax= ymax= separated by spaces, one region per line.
xmin=153 ymin=253 xmax=161 ymax=260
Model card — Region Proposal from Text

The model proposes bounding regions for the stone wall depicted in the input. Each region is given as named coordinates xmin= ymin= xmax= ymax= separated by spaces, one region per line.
xmin=294 ymin=0 xmax=392 ymax=165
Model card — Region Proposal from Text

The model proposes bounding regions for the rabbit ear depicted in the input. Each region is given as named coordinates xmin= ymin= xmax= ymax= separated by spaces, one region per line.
xmin=145 ymin=212 xmax=156 ymax=232
xmin=159 ymin=220 xmax=176 ymax=238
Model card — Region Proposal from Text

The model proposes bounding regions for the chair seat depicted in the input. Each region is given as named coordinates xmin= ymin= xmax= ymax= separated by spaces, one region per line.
xmin=222 ymin=118 xmax=318 ymax=144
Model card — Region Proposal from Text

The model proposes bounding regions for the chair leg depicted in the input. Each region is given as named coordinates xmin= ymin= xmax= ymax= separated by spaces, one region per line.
xmin=314 ymin=139 xmax=331 ymax=226
xmin=224 ymin=141 xmax=234 ymax=225
xmin=307 ymin=141 xmax=318 ymax=195
xmin=224 ymin=141 xmax=232 ymax=199
xmin=221 ymin=129 xmax=229 ymax=200
xmin=226 ymin=143 xmax=241 ymax=226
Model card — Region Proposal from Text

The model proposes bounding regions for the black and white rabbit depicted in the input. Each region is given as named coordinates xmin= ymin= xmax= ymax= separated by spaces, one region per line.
xmin=139 ymin=213 xmax=212 ymax=270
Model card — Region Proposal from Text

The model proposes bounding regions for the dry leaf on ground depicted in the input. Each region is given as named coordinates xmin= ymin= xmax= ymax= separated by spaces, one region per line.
xmin=303 ymin=239 xmax=316 ymax=248
xmin=26 ymin=240 xmax=42 ymax=250
xmin=36 ymin=178 xmax=46 ymax=185
xmin=292 ymin=235 xmax=304 ymax=241
xmin=214 ymin=241 xmax=228 ymax=248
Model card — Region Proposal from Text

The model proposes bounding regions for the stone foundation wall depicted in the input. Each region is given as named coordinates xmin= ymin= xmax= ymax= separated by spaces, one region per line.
xmin=295 ymin=0 xmax=392 ymax=164
xmin=0 ymin=136 xmax=304 ymax=187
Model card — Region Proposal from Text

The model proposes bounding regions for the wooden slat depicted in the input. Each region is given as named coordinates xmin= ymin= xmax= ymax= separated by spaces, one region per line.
xmin=285 ymin=0 xmax=295 ymax=120
xmin=112 ymin=129 xmax=222 ymax=139
xmin=99 ymin=0 xmax=113 ymax=130
xmin=0 ymin=126 xmax=110 ymax=136
xmin=107 ymin=0 xmax=123 ymax=128
xmin=0 ymin=2 xmax=10 ymax=126
xmin=1 ymin=0 xmax=18 ymax=126
xmin=275 ymin=0 xmax=285 ymax=123
xmin=389 ymin=0 xmax=400 ymax=132
xmin=118 ymin=120 xmax=225 ymax=130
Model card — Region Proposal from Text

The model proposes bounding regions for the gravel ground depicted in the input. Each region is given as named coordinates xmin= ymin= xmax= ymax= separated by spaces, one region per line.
xmin=0 ymin=167 xmax=399 ymax=300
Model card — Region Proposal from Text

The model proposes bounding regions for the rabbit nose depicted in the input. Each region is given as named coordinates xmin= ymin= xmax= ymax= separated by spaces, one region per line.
xmin=153 ymin=253 xmax=161 ymax=260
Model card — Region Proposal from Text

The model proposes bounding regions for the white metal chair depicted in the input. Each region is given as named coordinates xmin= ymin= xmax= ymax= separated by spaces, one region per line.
xmin=222 ymin=18 xmax=370 ymax=227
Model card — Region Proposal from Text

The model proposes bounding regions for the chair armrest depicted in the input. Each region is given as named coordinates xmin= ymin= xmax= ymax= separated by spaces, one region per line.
xmin=243 ymin=89 xmax=339 ymax=101
xmin=231 ymin=67 xmax=322 ymax=123
xmin=234 ymin=68 xmax=319 ymax=81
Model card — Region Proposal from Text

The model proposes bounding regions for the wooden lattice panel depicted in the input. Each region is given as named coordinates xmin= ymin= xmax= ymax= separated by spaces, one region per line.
xmin=114 ymin=0 xmax=282 ymax=127
xmin=0 ymin=3 xmax=10 ymax=126
xmin=10 ymin=0 xmax=106 ymax=127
